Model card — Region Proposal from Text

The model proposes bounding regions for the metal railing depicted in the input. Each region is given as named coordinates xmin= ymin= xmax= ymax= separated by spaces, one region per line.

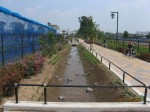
xmin=80 ymin=42 xmax=146 ymax=86
xmin=5 ymin=83 xmax=150 ymax=104
xmin=3 ymin=42 xmax=150 ymax=105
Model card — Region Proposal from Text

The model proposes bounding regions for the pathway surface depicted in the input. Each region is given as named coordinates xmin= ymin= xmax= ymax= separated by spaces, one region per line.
xmin=79 ymin=39 xmax=150 ymax=101
xmin=60 ymin=39 xmax=95 ymax=102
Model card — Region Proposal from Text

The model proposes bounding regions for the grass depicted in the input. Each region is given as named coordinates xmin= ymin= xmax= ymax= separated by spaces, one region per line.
xmin=78 ymin=45 xmax=100 ymax=65
xmin=48 ymin=54 xmax=62 ymax=65
xmin=98 ymin=39 xmax=150 ymax=54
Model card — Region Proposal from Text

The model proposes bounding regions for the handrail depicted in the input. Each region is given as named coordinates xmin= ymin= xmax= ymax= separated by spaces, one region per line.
xmin=80 ymin=42 xmax=146 ymax=86
xmin=4 ymin=83 xmax=150 ymax=104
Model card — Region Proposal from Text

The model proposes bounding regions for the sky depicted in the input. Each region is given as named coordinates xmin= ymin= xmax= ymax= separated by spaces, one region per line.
xmin=0 ymin=0 xmax=150 ymax=34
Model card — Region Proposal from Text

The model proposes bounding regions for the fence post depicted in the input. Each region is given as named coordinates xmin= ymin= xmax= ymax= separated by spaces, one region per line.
xmin=123 ymin=39 xmax=125 ymax=48
xmin=101 ymin=56 xmax=102 ymax=62
xmin=123 ymin=72 xmax=125 ymax=83
xmin=1 ymin=33 xmax=4 ymax=66
xmin=44 ymin=84 xmax=47 ymax=104
xmin=109 ymin=62 xmax=111 ymax=70
xmin=14 ymin=83 xmax=18 ymax=103
xmin=149 ymin=41 xmax=150 ymax=53
xmin=137 ymin=41 xmax=139 ymax=53
xmin=21 ymin=34 xmax=24 ymax=59
xmin=32 ymin=34 xmax=35 ymax=54
xmin=144 ymin=86 xmax=148 ymax=104
xmin=96 ymin=52 xmax=97 ymax=58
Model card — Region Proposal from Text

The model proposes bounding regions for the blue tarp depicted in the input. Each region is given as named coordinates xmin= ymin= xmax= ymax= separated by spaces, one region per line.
xmin=0 ymin=6 xmax=57 ymax=33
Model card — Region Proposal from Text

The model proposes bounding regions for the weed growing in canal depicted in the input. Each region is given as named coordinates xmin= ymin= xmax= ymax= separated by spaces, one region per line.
xmin=78 ymin=45 xmax=100 ymax=65
xmin=48 ymin=54 xmax=62 ymax=65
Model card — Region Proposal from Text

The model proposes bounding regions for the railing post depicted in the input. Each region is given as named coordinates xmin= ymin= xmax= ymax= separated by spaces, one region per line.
xmin=144 ymin=86 xmax=148 ymax=104
xmin=101 ymin=56 xmax=102 ymax=62
xmin=96 ymin=52 xmax=97 ymax=58
xmin=137 ymin=41 xmax=139 ymax=53
xmin=109 ymin=62 xmax=111 ymax=70
xmin=44 ymin=84 xmax=47 ymax=104
xmin=149 ymin=41 xmax=150 ymax=53
xmin=14 ymin=83 xmax=18 ymax=103
xmin=123 ymin=72 xmax=125 ymax=83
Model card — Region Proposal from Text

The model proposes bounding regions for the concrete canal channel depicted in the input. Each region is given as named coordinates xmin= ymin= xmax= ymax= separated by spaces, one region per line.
xmin=59 ymin=45 xmax=95 ymax=102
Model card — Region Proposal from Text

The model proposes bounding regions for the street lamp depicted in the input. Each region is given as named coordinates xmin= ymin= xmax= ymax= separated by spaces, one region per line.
xmin=110 ymin=12 xmax=119 ymax=44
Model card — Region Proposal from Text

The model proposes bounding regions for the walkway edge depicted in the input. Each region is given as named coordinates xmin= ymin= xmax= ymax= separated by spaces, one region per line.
xmin=3 ymin=101 xmax=150 ymax=112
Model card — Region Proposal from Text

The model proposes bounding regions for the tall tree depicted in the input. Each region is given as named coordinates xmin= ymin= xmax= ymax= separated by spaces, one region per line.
xmin=78 ymin=16 xmax=96 ymax=41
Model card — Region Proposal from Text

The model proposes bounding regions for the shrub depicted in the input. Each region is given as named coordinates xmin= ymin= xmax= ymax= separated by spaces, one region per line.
xmin=0 ymin=53 xmax=45 ymax=96
xmin=116 ymin=47 xmax=125 ymax=53
xmin=136 ymin=53 xmax=150 ymax=63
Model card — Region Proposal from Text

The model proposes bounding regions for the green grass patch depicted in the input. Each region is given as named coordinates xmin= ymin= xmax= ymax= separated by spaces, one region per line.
xmin=48 ymin=54 xmax=62 ymax=65
xmin=78 ymin=45 xmax=100 ymax=65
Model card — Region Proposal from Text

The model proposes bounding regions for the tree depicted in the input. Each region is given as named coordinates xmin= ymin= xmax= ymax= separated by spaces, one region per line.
xmin=146 ymin=33 xmax=150 ymax=39
xmin=77 ymin=16 xmax=98 ymax=49
xmin=123 ymin=31 xmax=129 ymax=38
xmin=78 ymin=16 xmax=96 ymax=40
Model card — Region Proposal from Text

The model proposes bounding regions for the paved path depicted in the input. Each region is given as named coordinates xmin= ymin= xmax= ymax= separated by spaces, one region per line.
xmin=79 ymin=39 xmax=150 ymax=101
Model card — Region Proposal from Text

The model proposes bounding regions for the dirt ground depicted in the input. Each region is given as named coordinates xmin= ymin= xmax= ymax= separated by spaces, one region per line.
xmin=79 ymin=47 xmax=141 ymax=102
xmin=40 ymin=45 xmax=71 ymax=102
xmin=0 ymin=45 xmax=70 ymax=112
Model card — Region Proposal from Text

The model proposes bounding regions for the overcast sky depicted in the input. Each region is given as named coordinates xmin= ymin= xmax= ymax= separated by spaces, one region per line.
xmin=0 ymin=0 xmax=150 ymax=33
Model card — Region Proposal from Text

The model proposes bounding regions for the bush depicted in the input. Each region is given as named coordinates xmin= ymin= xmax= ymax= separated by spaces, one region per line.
xmin=0 ymin=53 xmax=45 ymax=96
xmin=136 ymin=53 xmax=150 ymax=62
xmin=116 ymin=47 xmax=125 ymax=53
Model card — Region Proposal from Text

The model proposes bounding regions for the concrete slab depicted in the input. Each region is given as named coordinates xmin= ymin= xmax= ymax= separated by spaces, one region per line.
xmin=3 ymin=101 xmax=150 ymax=112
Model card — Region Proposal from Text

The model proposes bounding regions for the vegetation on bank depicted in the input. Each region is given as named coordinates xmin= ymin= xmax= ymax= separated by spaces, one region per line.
xmin=0 ymin=53 xmax=44 ymax=97
xmin=0 ymin=32 xmax=68 ymax=99
xmin=78 ymin=45 xmax=142 ymax=102
xmin=77 ymin=45 xmax=100 ymax=65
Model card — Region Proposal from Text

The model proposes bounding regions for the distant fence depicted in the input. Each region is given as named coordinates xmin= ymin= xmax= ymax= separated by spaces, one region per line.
xmin=97 ymin=38 xmax=150 ymax=53
xmin=0 ymin=6 xmax=56 ymax=66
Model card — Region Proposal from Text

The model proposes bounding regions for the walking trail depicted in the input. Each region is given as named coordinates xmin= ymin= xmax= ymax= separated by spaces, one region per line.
xmin=79 ymin=39 xmax=150 ymax=101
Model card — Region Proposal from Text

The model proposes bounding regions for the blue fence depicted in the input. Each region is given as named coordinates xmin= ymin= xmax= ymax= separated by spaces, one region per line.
xmin=0 ymin=6 xmax=56 ymax=66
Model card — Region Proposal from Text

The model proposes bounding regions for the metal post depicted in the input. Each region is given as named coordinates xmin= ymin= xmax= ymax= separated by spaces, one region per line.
xmin=44 ymin=84 xmax=47 ymax=104
xmin=123 ymin=39 xmax=125 ymax=48
xmin=137 ymin=41 xmax=139 ymax=53
xmin=116 ymin=12 xmax=119 ymax=44
xmin=149 ymin=41 xmax=150 ymax=53
xmin=96 ymin=53 xmax=97 ymax=58
xmin=109 ymin=62 xmax=111 ymax=70
xmin=15 ymin=83 xmax=18 ymax=103
xmin=32 ymin=34 xmax=35 ymax=54
xmin=123 ymin=72 xmax=125 ymax=83
xmin=1 ymin=34 xmax=4 ymax=66
xmin=101 ymin=56 xmax=102 ymax=62
xmin=144 ymin=86 xmax=148 ymax=104
xmin=21 ymin=34 xmax=24 ymax=59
